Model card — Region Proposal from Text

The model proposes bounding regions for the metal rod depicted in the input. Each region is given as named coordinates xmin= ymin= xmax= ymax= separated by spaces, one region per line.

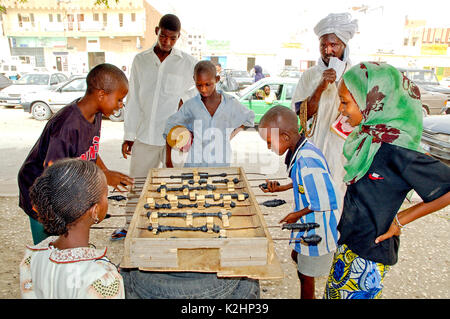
xmin=90 ymin=226 xmax=121 ymax=230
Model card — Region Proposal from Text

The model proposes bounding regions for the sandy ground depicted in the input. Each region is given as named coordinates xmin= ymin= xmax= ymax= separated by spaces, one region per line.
xmin=0 ymin=193 xmax=448 ymax=299
xmin=0 ymin=107 xmax=448 ymax=299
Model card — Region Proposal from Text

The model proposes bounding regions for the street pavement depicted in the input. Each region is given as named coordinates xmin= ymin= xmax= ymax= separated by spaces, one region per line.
xmin=0 ymin=106 xmax=448 ymax=299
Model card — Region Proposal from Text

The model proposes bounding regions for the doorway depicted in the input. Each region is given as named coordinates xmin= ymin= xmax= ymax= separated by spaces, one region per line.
xmin=88 ymin=52 xmax=105 ymax=70
xmin=247 ymin=57 xmax=255 ymax=72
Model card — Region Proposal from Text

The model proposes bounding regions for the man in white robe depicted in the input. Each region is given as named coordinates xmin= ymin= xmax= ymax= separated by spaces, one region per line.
xmin=291 ymin=13 xmax=358 ymax=201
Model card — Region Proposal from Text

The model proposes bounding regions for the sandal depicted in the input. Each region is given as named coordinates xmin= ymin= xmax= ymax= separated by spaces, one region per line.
xmin=110 ymin=227 xmax=127 ymax=241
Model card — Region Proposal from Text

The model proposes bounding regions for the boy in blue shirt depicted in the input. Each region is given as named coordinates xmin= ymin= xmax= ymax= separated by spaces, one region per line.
xmin=258 ymin=105 xmax=341 ymax=299
xmin=163 ymin=60 xmax=254 ymax=167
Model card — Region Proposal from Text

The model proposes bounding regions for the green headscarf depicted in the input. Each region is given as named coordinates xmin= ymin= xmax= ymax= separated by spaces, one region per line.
xmin=342 ymin=62 xmax=423 ymax=184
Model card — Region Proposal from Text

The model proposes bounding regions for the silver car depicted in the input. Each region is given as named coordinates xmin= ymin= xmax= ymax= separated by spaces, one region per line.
xmin=421 ymin=115 xmax=450 ymax=165
xmin=0 ymin=72 xmax=68 ymax=108
xmin=21 ymin=76 xmax=124 ymax=122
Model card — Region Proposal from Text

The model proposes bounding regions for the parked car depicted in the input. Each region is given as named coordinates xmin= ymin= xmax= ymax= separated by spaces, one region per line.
xmin=397 ymin=68 xmax=450 ymax=101
xmin=225 ymin=69 xmax=254 ymax=90
xmin=21 ymin=76 xmax=124 ymax=122
xmin=0 ymin=72 xmax=69 ymax=108
xmin=233 ymin=77 xmax=298 ymax=124
xmin=396 ymin=67 xmax=448 ymax=115
xmin=279 ymin=70 xmax=302 ymax=78
xmin=0 ymin=74 xmax=12 ymax=91
xmin=421 ymin=114 xmax=450 ymax=165
xmin=419 ymin=89 xmax=448 ymax=115
xmin=440 ymin=76 xmax=450 ymax=88
xmin=0 ymin=63 xmax=21 ymax=80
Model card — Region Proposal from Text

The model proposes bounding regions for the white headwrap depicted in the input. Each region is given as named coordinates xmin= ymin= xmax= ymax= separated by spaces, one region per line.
xmin=314 ymin=13 xmax=358 ymax=45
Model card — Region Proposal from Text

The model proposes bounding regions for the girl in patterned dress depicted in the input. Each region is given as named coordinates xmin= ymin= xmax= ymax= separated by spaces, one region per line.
xmin=20 ymin=159 xmax=124 ymax=299
xmin=324 ymin=62 xmax=450 ymax=299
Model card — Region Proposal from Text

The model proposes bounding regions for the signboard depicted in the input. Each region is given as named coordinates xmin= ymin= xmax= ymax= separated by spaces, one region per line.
xmin=206 ymin=40 xmax=230 ymax=51
xmin=282 ymin=42 xmax=302 ymax=49
xmin=9 ymin=37 xmax=66 ymax=48
xmin=420 ymin=44 xmax=448 ymax=56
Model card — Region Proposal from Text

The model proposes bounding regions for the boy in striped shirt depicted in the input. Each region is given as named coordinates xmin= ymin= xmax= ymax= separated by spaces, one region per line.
xmin=258 ymin=106 xmax=341 ymax=299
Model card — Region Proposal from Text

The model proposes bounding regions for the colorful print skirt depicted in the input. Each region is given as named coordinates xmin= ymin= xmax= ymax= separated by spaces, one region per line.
xmin=324 ymin=244 xmax=390 ymax=299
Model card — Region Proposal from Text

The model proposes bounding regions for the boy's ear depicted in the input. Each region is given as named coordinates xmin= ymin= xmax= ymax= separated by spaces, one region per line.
xmin=155 ymin=26 xmax=160 ymax=36
xmin=96 ymin=88 xmax=106 ymax=101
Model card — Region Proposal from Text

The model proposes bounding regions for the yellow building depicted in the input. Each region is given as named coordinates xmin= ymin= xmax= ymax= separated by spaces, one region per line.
xmin=0 ymin=0 xmax=162 ymax=74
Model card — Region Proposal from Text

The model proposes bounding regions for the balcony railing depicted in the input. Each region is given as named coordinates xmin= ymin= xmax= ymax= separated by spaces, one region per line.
xmin=7 ymin=20 xmax=144 ymax=36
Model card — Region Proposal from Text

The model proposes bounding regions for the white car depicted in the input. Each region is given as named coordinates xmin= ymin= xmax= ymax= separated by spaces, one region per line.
xmin=22 ymin=76 xmax=124 ymax=122
xmin=440 ymin=76 xmax=450 ymax=89
xmin=0 ymin=72 xmax=68 ymax=108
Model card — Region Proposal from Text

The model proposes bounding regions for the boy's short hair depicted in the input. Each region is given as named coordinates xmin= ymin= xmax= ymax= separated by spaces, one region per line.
xmin=30 ymin=159 xmax=106 ymax=236
xmin=86 ymin=63 xmax=128 ymax=94
xmin=260 ymin=105 xmax=299 ymax=134
xmin=159 ymin=14 xmax=181 ymax=32
xmin=194 ymin=60 xmax=217 ymax=78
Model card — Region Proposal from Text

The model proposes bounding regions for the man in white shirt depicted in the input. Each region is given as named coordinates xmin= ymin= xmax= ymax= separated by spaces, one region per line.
xmin=291 ymin=13 xmax=358 ymax=201
xmin=112 ymin=14 xmax=197 ymax=240
xmin=122 ymin=14 xmax=197 ymax=179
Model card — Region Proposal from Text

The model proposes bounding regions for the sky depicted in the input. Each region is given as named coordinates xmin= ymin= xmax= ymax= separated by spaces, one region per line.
xmin=148 ymin=0 xmax=450 ymax=42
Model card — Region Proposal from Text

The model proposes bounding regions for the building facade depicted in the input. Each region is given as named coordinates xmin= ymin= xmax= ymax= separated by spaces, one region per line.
xmin=0 ymin=0 xmax=162 ymax=75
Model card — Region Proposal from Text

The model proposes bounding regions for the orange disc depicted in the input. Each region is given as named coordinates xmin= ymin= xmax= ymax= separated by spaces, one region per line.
xmin=167 ymin=125 xmax=192 ymax=151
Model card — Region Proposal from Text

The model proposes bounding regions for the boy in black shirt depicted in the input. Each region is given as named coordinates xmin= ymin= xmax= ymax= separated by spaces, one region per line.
xmin=18 ymin=63 xmax=134 ymax=244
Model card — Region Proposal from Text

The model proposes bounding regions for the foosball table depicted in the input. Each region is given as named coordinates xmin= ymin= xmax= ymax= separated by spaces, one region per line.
xmin=120 ymin=167 xmax=284 ymax=279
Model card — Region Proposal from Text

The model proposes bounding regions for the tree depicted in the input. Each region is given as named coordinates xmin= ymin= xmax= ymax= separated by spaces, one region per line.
xmin=0 ymin=0 xmax=119 ymax=14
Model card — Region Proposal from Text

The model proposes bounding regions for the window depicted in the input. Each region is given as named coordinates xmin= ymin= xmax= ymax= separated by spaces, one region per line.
xmin=103 ymin=13 xmax=107 ymax=27
xmin=253 ymin=84 xmax=281 ymax=100
xmin=77 ymin=14 xmax=84 ymax=22
xmin=440 ymin=28 xmax=446 ymax=43
xmin=49 ymin=14 xmax=53 ymax=23
xmin=407 ymin=71 xmax=439 ymax=85
xmin=16 ymin=74 xmax=49 ymax=85
xmin=30 ymin=13 xmax=35 ymax=26
xmin=57 ymin=14 xmax=62 ymax=22
xmin=131 ymin=13 xmax=136 ymax=22
xmin=285 ymin=84 xmax=296 ymax=100
xmin=93 ymin=13 xmax=99 ymax=22
xmin=67 ymin=14 xmax=74 ymax=31
xmin=19 ymin=56 xmax=31 ymax=64
xmin=50 ymin=74 xmax=59 ymax=85
xmin=62 ymin=78 xmax=86 ymax=92
xmin=119 ymin=13 xmax=124 ymax=27
xmin=57 ymin=74 xmax=68 ymax=82
xmin=18 ymin=14 xmax=22 ymax=27
xmin=434 ymin=29 xmax=441 ymax=43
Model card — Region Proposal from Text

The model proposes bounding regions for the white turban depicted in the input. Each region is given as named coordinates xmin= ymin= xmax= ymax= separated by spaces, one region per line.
xmin=314 ymin=13 xmax=358 ymax=45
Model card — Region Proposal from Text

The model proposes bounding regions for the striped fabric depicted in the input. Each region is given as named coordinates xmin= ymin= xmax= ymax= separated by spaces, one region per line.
xmin=289 ymin=141 xmax=342 ymax=257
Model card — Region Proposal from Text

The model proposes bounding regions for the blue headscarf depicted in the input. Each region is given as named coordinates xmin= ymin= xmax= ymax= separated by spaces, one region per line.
xmin=254 ymin=65 xmax=264 ymax=82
